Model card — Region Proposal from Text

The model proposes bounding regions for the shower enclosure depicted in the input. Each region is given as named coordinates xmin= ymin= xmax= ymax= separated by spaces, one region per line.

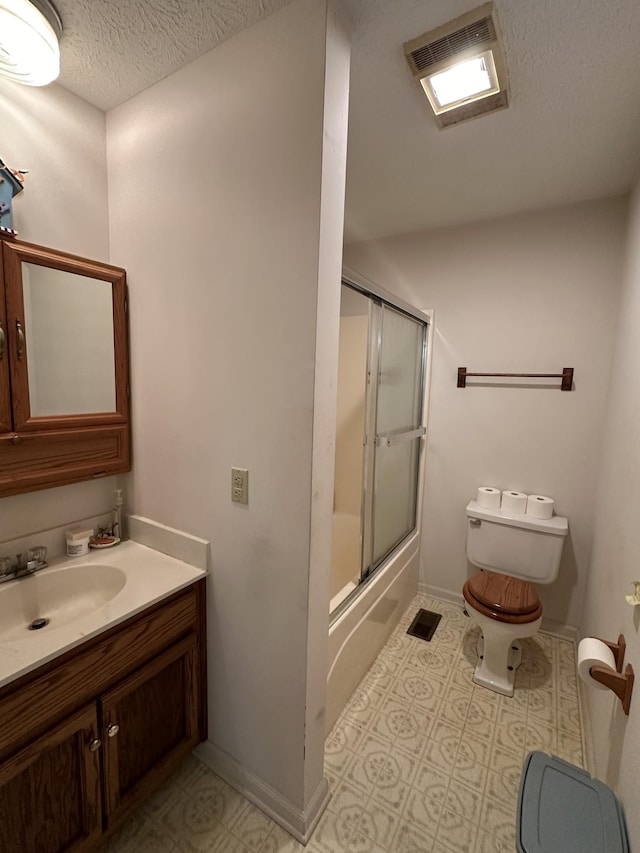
xmin=330 ymin=275 xmax=428 ymax=615
xmin=327 ymin=270 xmax=431 ymax=730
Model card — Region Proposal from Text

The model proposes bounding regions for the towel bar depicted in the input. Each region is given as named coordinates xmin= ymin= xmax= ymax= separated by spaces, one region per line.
xmin=457 ymin=366 xmax=574 ymax=391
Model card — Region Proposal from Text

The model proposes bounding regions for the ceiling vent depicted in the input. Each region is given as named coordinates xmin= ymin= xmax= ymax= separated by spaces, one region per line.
xmin=403 ymin=2 xmax=509 ymax=129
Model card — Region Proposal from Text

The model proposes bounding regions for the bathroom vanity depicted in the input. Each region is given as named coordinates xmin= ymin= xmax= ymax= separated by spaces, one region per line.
xmin=0 ymin=543 xmax=207 ymax=852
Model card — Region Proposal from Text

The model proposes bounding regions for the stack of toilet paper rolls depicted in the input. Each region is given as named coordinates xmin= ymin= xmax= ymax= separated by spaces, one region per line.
xmin=476 ymin=486 xmax=555 ymax=519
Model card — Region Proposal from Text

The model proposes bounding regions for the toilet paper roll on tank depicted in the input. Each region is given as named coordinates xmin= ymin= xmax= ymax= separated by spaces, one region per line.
xmin=476 ymin=486 xmax=501 ymax=508
xmin=475 ymin=486 xmax=556 ymax=518
xmin=501 ymin=490 xmax=527 ymax=515
xmin=526 ymin=494 xmax=555 ymax=520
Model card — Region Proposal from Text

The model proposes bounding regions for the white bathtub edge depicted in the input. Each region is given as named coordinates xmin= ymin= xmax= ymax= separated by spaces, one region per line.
xmin=326 ymin=534 xmax=420 ymax=732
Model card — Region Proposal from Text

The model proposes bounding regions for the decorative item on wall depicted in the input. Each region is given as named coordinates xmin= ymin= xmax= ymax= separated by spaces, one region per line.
xmin=0 ymin=0 xmax=62 ymax=86
xmin=0 ymin=158 xmax=25 ymax=235
xmin=625 ymin=581 xmax=640 ymax=606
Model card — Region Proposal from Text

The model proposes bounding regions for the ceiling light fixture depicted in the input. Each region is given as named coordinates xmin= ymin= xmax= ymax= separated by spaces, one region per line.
xmin=423 ymin=50 xmax=499 ymax=114
xmin=0 ymin=0 xmax=62 ymax=87
xmin=404 ymin=2 xmax=509 ymax=129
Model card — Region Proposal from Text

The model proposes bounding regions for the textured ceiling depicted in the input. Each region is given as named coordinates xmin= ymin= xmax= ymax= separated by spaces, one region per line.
xmin=54 ymin=0 xmax=295 ymax=110
xmin=51 ymin=0 xmax=640 ymax=240
xmin=341 ymin=0 xmax=640 ymax=240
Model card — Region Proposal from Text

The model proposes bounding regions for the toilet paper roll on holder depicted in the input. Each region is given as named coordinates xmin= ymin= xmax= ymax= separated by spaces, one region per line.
xmin=590 ymin=634 xmax=634 ymax=716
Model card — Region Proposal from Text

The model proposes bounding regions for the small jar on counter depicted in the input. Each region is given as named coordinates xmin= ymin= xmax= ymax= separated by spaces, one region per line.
xmin=65 ymin=527 xmax=93 ymax=557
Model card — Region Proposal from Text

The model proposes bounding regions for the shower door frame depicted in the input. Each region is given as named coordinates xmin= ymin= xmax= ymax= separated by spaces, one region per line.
xmin=332 ymin=268 xmax=432 ymax=621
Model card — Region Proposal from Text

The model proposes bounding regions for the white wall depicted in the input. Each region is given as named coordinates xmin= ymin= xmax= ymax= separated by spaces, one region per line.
xmin=106 ymin=0 xmax=348 ymax=833
xmin=580 ymin=182 xmax=640 ymax=848
xmin=345 ymin=198 xmax=627 ymax=628
xmin=0 ymin=79 xmax=116 ymax=543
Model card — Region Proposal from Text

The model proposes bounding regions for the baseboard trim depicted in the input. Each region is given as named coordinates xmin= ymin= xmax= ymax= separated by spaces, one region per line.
xmin=418 ymin=582 xmax=464 ymax=606
xmin=539 ymin=617 xmax=579 ymax=640
xmin=194 ymin=740 xmax=330 ymax=844
xmin=418 ymin=583 xmax=579 ymax=639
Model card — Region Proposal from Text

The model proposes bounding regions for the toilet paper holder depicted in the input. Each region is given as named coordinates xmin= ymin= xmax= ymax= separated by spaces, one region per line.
xmin=591 ymin=634 xmax=634 ymax=715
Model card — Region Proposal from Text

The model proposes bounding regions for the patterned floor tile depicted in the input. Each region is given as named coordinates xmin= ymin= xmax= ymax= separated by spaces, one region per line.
xmin=158 ymin=797 xmax=241 ymax=852
xmin=451 ymin=755 xmax=489 ymax=793
xmin=306 ymin=808 xmax=354 ymax=853
xmin=444 ymin=779 xmax=483 ymax=825
xmin=106 ymin=811 xmax=179 ymax=852
xmin=230 ymin=804 xmax=274 ymax=851
xmin=369 ymin=747 xmax=418 ymax=812
xmin=356 ymin=796 xmax=400 ymax=848
xmin=480 ymin=796 xmax=517 ymax=849
xmin=107 ymin=593 xmax=584 ymax=853
xmin=436 ymin=805 xmax=479 ymax=853
xmin=324 ymin=734 xmax=357 ymax=778
xmin=261 ymin=825 xmax=305 ymax=852
xmin=325 ymin=779 xmax=366 ymax=840
xmin=525 ymin=716 xmax=558 ymax=754
xmin=404 ymin=786 xmax=445 ymax=834
xmin=392 ymin=817 xmax=438 ymax=853
xmin=455 ymin=733 xmax=492 ymax=771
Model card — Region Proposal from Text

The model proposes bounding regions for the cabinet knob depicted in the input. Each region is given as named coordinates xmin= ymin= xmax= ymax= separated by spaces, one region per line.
xmin=89 ymin=738 xmax=102 ymax=752
xmin=10 ymin=435 xmax=23 ymax=446
xmin=107 ymin=723 xmax=120 ymax=738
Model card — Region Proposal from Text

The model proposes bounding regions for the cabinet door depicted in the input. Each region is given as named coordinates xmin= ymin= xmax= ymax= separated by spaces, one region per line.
xmin=101 ymin=633 xmax=199 ymax=828
xmin=2 ymin=238 xmax=129 ymax=433
xmin=0 ymin=704 xmax=102 ymax=853
xmin=0 ymin=246 xmax=11 ymax=433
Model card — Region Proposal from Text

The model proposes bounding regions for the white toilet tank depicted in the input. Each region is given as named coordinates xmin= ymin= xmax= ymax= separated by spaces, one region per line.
xmin=466 ymin=500 xmax=568 ymax=584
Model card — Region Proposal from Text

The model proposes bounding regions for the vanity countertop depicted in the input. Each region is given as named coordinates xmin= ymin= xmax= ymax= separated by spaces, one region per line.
xmin=0 ymin=540 xmax=206 ymax=691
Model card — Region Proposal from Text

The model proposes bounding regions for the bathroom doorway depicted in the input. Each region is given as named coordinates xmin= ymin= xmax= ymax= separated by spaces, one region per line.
xmin=330 ymin=274 xmax=429 ymax=616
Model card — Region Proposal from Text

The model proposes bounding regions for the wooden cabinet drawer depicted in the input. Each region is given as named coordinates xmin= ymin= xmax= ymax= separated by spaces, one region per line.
xmin=0 ymin=584 xmax=198 ymax=761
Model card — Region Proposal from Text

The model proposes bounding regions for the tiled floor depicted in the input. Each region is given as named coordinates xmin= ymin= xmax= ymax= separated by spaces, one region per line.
xmin=107 ymin=593 xmax=583 ymax=852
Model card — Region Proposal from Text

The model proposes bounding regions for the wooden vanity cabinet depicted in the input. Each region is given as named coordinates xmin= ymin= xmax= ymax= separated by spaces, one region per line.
xmin=0 ymin=579 xmax=207 ymax=852
xmin=0 ymin=234 xmax=131 ymax=497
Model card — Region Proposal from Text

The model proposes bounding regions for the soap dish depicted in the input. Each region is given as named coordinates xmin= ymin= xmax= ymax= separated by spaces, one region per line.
xmin=89 ymin=536 xmax=121 ymax=549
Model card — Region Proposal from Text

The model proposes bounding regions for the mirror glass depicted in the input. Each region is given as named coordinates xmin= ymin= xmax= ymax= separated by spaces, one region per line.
xmin=22 ymin=263 xmax=116 ymax=416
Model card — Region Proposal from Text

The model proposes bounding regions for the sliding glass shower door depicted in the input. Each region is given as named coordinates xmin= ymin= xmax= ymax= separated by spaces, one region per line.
xmin=330 ymin=280 xmax=428 ymax=613
xmin=366 ymin=304 xmax=426 ymax=575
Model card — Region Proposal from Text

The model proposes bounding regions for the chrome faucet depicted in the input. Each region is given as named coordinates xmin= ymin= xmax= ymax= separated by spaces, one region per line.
xmin=0 ymin=547 xmax=48 ymax=584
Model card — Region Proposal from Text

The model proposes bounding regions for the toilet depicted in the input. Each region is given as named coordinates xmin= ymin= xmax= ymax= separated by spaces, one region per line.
xmin=462 ymin=499 xmax=568 ymax=696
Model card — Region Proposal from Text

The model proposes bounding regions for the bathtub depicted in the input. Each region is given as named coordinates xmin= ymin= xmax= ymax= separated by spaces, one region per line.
xmin=326 ymin=529 xmax=420 ymax=732
xmin=330 ymin=512 xmax=361 ymax=610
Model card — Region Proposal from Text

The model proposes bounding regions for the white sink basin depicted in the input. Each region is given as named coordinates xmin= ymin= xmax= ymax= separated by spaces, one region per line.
xmin=0 ymin=563 xmax=126 ymax=642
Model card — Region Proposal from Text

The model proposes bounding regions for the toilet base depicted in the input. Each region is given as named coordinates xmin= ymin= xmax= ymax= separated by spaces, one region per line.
xmin=464 ymin=605 xmax=542 ymax=698
xmin=474 ymin=636 xmax=523 ymax=697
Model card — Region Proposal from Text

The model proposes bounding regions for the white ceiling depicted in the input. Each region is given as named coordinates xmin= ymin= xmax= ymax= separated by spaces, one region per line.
xmin=52 ymin=0 xmax=640 ymax=242
xmin=54 ymin=0 xmax=294 ymax=111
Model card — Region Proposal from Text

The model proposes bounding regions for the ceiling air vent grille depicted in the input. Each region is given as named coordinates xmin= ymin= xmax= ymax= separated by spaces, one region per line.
xmin=408 ymin=16 xmax=496 ymax=73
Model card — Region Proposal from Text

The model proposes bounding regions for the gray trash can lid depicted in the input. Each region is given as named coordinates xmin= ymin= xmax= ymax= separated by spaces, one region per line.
xmin=517 ymin=752 xmax=629 ymax=853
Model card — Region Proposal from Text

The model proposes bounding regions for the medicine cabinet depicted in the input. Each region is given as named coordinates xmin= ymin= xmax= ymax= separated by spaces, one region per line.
xmin=0 ymin=235 xmax=130 ymax=496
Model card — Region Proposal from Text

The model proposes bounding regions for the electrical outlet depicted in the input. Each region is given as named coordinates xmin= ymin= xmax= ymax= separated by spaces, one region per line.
xmin=231 ymin=468 xmax=248 ymax=504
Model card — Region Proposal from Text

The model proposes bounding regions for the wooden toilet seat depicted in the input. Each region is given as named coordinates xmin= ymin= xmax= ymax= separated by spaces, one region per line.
xmin=463 ymin=570 xmax=543 ymax=624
